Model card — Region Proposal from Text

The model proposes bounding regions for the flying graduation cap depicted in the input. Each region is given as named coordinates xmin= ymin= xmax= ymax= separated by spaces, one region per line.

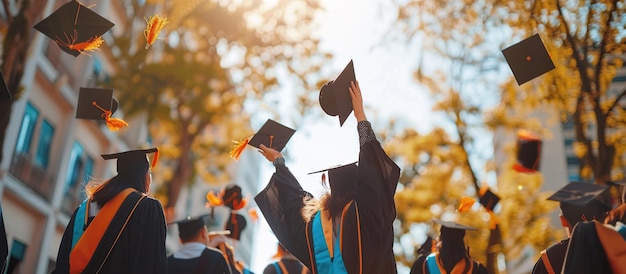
xmin=319 ymin=60 xmax=356 ymax=126
xmin=513 ymin=129 xmax=542 ymax=173
xmin=0 ymin=71 xmax=11 ymax=101
xmin=33 ymin=0 xmax=114 ymax=57
xmin=101 ymin=148 xmax=159 ymax=175
xmin=76 ymin=87 xmax=127 ymax=132
xmin=502 ymin=34 xmax=555 ymax=85
xmin=229 ymin=119 xmax=296 ymax=161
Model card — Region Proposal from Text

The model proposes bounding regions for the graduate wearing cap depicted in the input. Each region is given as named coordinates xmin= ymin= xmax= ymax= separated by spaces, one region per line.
xmin=254 ymin=79 xmax=401 ymax=274
xmin=531 ymin=182 xmax=610 ymax=274
xmin=168 ymin=215 xmax=231 ymax=274
xmin=262 ymin=243 xmax=310 ymax=274
xmin=410 ymin=220 xmax=488 ymax=274
xmin=54 ymin=148 xmax=167 ymax=274
xmin=604 ymin=180 xmax=626 ymax=226
xmin=561 ymin=220 xmax=626 ymax=273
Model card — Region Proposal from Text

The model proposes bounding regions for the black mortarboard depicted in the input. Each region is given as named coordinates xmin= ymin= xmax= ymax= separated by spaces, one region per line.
xmin=308 ymin=162 xmax=358 ymax=192
xmin=547 ymin=182 xmax=609 ymax=207
xmin=101 ymin=148 xmax=159 ymax=175
xmin=223 ymin=185 xmax=244 ymax=210
xmin=33 ymin=0 xmax=114 ymax=57
xmin=169 ymin=214 xmax=209 ymax=240
xmin=432 ymin=219 xmax=477 ymax=231
xmin=0 ymin=71 xmax=11 ymax=101
xmin=548 ymin=182 xmax=611 ymax=224
xmin=76 ymin=87 xmax=119 ymax=120
xmin=513 ymin=130 xmax=542 ymax=173
xmin=248 ymin=119 xmax=296 ymax=152
xmin=479 ymin=188 xmax=501 ymax=211
xmin=319 ymin=60 xmax=356 ymax=126
xmin=502 ymin=34 xmax=555 ymax=85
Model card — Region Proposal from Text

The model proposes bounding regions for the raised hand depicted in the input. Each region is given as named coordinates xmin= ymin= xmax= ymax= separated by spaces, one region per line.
xmin=349 ymin=81 xmax=367 ymax=122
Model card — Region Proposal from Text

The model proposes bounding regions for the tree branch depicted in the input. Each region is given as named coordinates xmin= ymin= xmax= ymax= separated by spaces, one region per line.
xmin=606 ymin=88 xmax=626 ymax=118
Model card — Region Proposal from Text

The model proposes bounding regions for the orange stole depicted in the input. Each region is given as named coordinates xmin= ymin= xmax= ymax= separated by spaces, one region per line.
xmin=69 ymin=188 xmax=136 ymax=273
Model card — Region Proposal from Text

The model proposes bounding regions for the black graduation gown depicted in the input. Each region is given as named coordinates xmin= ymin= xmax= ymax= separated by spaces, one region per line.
xmin=168 ymin=248 xmax=232 ymax=274
xmin=0 ymin=204 xmax=8 ymax=270
xmin=531 ymin=239 xmax=569 ymax=274
xmin=562 ymin=221 xmax=613 ymax=274
xmin=54 ymin=192 xmax=167 ymax=273
xmin=262 ymin=257 xmax=309 ymax=274
xmin=255 ymin=133 xmax=400 ymax=274
xmin=409 ymin=254 xmax=488 ymax=274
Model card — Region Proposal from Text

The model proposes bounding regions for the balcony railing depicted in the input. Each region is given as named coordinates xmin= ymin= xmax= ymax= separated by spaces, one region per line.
xmin=9 ymin=153 xmax=56 ymax=201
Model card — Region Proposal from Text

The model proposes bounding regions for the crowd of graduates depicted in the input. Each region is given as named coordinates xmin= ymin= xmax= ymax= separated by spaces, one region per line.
xmin=0 ymin=1 xmax=624 ymax=273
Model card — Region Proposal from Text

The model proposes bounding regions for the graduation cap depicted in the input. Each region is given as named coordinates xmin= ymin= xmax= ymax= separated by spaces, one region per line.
xmin=222 ymin=185 xmax=246 ymax=211
xmin=168 ymin=214 xmax=210 ymax=240
xmin=101 ymin=148 xmax=159 ymax=175
xmin=502 ymin=34 xmax=555 ymax=85
xmin=319 ymin=60 xmax=356 ymax=126
xmin=433 ymin=219 xmax=477 ymax=231
xmin=512 ymin=129 xmax=542 ymax=173
xmin=548 ymin=182 xmax=611 ymax=224
xmin=76 ymin=87 xmax=127 ymax=132
xmin=225 ymin=212 xmax=247 ymax=241
xmin=230 ymin=119 xmax=296 ymax=161
xmin=0 ymin=71 xmax=11 ymax=101
xmin=33 ymin=0 xmax=114 ymax=57
xmin=308 ymin=162 xmax=358 ymax=192
xmin=433 ymin=219 xmax=476 ymax=244
xmin=479 ymin=188 xmax=501 ymax=212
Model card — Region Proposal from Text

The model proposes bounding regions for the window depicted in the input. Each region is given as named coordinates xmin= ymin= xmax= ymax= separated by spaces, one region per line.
xmin=34 ymin=119 xmax=54 ymax=168
xmin=15 ymin=103 xmax=39 ymax=154
xmin=62 ymin=142 xmax=95 ymax=212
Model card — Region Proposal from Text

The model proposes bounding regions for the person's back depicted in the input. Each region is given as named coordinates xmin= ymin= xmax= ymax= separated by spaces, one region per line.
xmin=263 ymin=243 xmax=309 ymax=274
xmin=410 ymin=221 xmax=487 ymax=274
xmin=168 ymin=216 xmax=231 ymax=274
xmin=532 ymin=182 xmax=610 ymax=274
xmin=54 ymin=148 xmax=167 ymax=274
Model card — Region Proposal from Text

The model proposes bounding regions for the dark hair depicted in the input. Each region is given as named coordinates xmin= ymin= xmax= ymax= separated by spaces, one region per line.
xmin=91 ymin=165 xmax=149 ymax=207
xmin=560 ymin=200 xmax=609 ymax=227
xmin=438 ymin=227 xmax=471 ymax=273
xmin=323 ymin=186 xmax=356 ymax=218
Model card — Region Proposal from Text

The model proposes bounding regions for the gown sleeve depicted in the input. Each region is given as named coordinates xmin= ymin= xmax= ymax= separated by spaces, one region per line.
xmin=254 ymin=158 xmax=313 ymax=268
xmin=53 ymin=209 xmax=79 ymax=274
xmin=354 ymin=121 xmax=400 ymax=243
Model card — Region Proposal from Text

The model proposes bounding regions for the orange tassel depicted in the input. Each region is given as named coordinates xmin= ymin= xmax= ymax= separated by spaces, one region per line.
xmin=488 ymin=211 xmax=499 ymax=230
xmin=144 ymin=14 xmax=168 ymax=49
xmin=458 ymin=197 xmax=475 ymax=213
xmin=56 ymin=30 xmax=104 ymax=56
xmin=206 ymin=191 xmax=224 ymax=207
xmin=92 ymin=101 xmax=128 ymax=132
xmin=231 ymin=196 xmax=248 ymax=211
xmin=229 ymin=138 xmax=249 ymax=161
xmin=248 ymin=208 xmax=258 ymax=222
xmin=151 ymin=149 xmax=159 ymax=169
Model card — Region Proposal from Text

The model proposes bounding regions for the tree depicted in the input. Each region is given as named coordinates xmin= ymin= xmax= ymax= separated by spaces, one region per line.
xmin=386 ymin=0 xmax=567 ymax=271
xmin=103 ymin=0 xmax=330 ymax=219
xmin=510 ymin=0 xmax=626 ymax=184
xmin=0 ymin=0 xmax=47 ymax=166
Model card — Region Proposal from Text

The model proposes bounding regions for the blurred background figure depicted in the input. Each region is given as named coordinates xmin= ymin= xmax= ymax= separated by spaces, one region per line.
xmin=168 ymin=215 xmax=231 ymax=274
xmin=209 ymin=231 xmax=254 ymax=274
xmin=262 ymin=243 xmax=309 ymax=274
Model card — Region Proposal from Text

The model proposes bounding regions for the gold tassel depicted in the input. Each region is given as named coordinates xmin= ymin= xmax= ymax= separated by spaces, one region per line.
xmin=458 ymin=197 xmax=475 ymax=213
xmin=248 ymin=208 xmax=258 ymax=222
xmin=206 ymin=191 xmax=224 ymax=207
xmin=229 ymin=138 xmax=249 ymax=161
xmin=144 ymin=14 xmax=168 ymax=49
xmin=92 ymin=101 xmax=128 ymax=132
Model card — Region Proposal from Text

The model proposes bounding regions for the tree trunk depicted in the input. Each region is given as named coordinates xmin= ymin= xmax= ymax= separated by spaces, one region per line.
xmin=164 ymin=124 xmax=194 ymax=221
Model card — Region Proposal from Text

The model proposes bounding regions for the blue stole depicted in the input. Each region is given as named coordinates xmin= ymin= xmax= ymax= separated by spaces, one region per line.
xmin=426 ymin=254 xmax=441 ymax=274
xmin=72 ymin=199 xmax=88 ymax=249
xmin=311 ymin=211 xmax=348 ymax=274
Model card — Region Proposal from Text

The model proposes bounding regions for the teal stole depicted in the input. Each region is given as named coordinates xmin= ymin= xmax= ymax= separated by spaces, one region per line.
xmin=72 ymin=199 xmax=88 ymax=249
xmin=311 ymin=211 xmax=348 ymax=274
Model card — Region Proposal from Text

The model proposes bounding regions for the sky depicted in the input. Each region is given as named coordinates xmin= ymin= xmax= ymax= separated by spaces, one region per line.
xmin=248 ymin=0 xmax=434 ymax=272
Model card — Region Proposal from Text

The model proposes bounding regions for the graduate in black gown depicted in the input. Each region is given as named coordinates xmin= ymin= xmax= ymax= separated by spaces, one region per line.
xmin=168 ymin=215 xmax=231 ymax=274
xmin=532 ymin=182 xmax=610 ymax=274
xmin=54 ymin=148 xmax=167 ymax=273
xmin=410 ymin=221 xmax=487 ymax=274
xmin=263 ymin=243 xmax=310 ymax=274
xmin=255 ymin=79 xmax=401 ymax=274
